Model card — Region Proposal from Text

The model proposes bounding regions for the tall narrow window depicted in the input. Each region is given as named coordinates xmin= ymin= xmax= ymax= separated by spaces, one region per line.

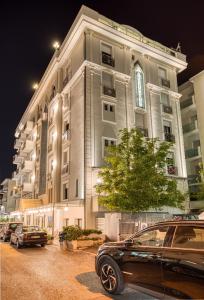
xmin=134 ymin=64 xmax=145 ymax=108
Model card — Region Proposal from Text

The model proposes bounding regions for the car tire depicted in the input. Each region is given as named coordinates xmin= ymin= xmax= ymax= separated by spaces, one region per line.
xmin=16 ymin=240 xmax=21 ymax=249
xmin=41 ymin=244 xmax=45 ymax=247
xmin=3 ymin=235 xmax=7 ymax=242
xmin=99 ymin=255 xmax=125 ymax=294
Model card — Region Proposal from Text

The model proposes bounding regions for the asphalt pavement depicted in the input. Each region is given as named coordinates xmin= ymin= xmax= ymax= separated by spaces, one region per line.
xmin=1 ymin=241 xmax=158 ymax=300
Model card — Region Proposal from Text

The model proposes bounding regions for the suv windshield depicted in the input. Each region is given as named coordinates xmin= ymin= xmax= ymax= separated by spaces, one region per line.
xmin=22 ymin=226 xmax=41 ymax=232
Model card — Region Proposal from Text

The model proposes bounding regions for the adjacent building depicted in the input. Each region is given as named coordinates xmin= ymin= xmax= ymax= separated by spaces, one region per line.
xmin=0 ymin=178 xmax=16 ymax=214
xmin=11 ymin=5 xmax=188 ymax=233
xmin=179 ymin=71 xmax=204 ymax=212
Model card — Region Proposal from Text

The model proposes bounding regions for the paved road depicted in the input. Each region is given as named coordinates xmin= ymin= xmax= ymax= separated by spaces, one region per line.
xmin=1 ymin=241 xmax=157 ymax=300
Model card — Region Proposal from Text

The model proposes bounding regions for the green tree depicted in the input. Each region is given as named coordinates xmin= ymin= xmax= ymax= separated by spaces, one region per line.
xmin=96 ymin=128 xmax=185 ymax=212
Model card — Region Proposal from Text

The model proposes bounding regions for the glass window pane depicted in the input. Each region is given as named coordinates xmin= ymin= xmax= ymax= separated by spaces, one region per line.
xmin=135 ymin=64 xmax=145 ymax=108
xmin=172 ymin=226 xmax=204 ymax=249
xmin=133 ymin=227 xmax=169 ymax=247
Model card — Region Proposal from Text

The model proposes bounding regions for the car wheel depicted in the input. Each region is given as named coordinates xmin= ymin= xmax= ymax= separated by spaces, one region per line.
xmin=16 ymin=240 xmax=21 ymax=249
xmin=3 ymin=235 xmax=7 ymax=242
xmin=41 ymin=244 xmax=45 ymax=247
xmin=99 ymin=256 xmax=124 ymax=294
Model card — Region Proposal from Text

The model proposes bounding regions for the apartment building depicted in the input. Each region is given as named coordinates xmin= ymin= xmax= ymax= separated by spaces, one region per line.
xmin=0 ymin=178 xmax=16 ymax=213
xmin=11 ymin=5 xmax=188 ymax=233
xmin=179 ymin=71 xmax=204 ymax=212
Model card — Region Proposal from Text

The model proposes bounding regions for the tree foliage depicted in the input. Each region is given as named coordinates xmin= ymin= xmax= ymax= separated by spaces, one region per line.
xmin=96 ymin=128 xmax=185 ymax=212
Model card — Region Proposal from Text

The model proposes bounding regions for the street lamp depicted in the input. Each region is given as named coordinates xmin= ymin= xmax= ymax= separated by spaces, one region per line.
xmin=32 ymin=83 xmax=39 ymax=90
xmin=52 ymin=41 xmax=60 ymax=50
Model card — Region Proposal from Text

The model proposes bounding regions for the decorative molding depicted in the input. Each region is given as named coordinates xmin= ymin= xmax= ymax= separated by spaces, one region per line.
xmin=146 ymin=83 xmax=182 ymax=99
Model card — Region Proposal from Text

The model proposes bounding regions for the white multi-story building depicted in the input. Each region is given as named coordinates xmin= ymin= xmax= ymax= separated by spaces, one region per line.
xmin=179 ymin=71 xmax=204 ymax=212
xmin=0 ymin=178 xmax=16 ymax=213
xmin=11 ymin=5 xmax=188 ymax=233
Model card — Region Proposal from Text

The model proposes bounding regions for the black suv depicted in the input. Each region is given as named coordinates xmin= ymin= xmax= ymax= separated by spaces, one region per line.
xmin=95 ymin=220 xmax=204 ymax=299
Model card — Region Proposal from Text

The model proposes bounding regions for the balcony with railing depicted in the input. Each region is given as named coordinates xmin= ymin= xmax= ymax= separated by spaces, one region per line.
xmin=161 ymin=78 xmax=170 ymax=88
xmin=47 ymin=173 xmax=53 ymax=181
xmin=48 ymin=118 xmax=53 ymax=127
xmin=102 ymin=52 xmax=115 ymax=67
xmin=21 ymin=139 xmax=34 ymax=153
xmin=180 ymin=97 xmax=194 ymax=110
xmin=167 ymin=165 xmax=178 ymax=176
xmin=185 ymin=147 xmax=201 ymax=159
xmin=24 ymin=121 xmax=34 ymax=134
xmin=13 ymin=155 xmax=23 ymax=165
xmin=183 ymin=120 xmax=197 ymax=134
xmin=103 ymin=86 xmax=116 ymax=97
xmin=163 ymin=105 xmax=172 ymax=114
xmin=21 ymin=160 xmax=34 ymax=173
xmin=62 ymin=163 xmax=69 ymax=175
xmin=48 ymin=144 xmax=53 ymax=152
xmin=165 ymin=133 xmax=175 ymax=143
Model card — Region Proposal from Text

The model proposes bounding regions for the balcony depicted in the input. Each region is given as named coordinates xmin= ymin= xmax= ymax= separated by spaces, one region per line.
xmin=24 ymin=121 xmax=34 ymax=134
xmin=163 ymin=105 xmax=172 ymax=114
xmin=103 ymin=86 xmax=116 ymax=98
xmin=136 ymin=127 xmax=148 ymax=137
xmin=62 ymin=130 xmax=71 ymax=142
xmin=167 ymin=165 xmax=178 ymax=176
xmin=13 ymin=155 xmax=23 ymax=165
xmin=188 ymin=174 xmax=201 ymax=185
xmin=165 ymin=133 xmax=175 ymax=143
xmin=180 ymin=97 xmax=193 ymax=110
xmin=22 ymin=182 xmax=33 ymax=192
xmin=21 ymin=140 xmax=34 ymax=153
xmin=62 ymin=163 xmax=69 ymax=175
xmin=21 ymin=160 xmax=34 ymax=173
xmin=183 ymin=120 xmax=197 ymax=134
xmin=161 ymin=78 xmax=170 ymax=88
xmin=102 ymin=52 xmax=115 ymax=67
xmin=47 ymin=173 xmax=53 ymax=181
xmin=185 ymin=147 xmax=201 ymax=159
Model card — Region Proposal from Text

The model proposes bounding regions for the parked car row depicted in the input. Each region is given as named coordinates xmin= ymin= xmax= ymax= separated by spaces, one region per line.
xmin=0 ymin=222 xmax=47 ymax=247
xmin=95 ymin=220 xmax=204 ymax=299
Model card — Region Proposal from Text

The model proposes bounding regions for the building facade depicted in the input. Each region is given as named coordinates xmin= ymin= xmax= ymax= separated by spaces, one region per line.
xmin=0 ymin=178 xmax=16 ymax=214
xmin=11 ymin=5 xmax=188 ymax=234
xmin=179 ymin=71 xmax=204 ymax=212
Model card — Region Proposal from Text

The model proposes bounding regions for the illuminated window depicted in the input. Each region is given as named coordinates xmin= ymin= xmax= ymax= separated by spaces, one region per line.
xmin=134 ymin=64 xmax=145 ymax=108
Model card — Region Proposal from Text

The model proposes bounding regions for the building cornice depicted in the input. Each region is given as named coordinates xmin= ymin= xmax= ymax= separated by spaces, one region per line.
xmin=146 ymin=83 xmax=182 ymax=99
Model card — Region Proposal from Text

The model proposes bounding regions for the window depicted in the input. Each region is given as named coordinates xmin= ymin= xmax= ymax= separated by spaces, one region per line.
xmin=158 ymin=67 xmax=170 ymax=88
xmin=48 ymin=188 xmax=53 ymax=203
xmin=166 ymin=152 xmax=177 ymax=175
xmin=102 ymin=72 xmax=116 ymax=97
xmin=76 ymin=179 xmax=79 ymax=197
xmin=163 ymin=120 xmax=174 ymax=142
xmin=161 ymin=93 xmax=170 ymax=106
xmin=133 ymin=227 xmax=169 ymax=247
xmin=75 ymin=218 xmax=82 ymax=228
xmin=103 ymin=102 xmax=115 ymax=123
xmin=158 ymin=67 xmax=167 ymax=79
xmin=63 ymin=183 xmax=68 ymax=200
xmin=64 ymin=218 xmax=69 ymax=226
xmin=103 ymin=138 xmax=116 ymax=157
xmin=134 ymin=64 xmax=145 ymax=109
xmin=172 ymin=226 xmax=204 ymax=250
xmin=63 ymin=151 xmax=68 ymax=165
xmin=27 ymin=215 xmax=31 ymax=226
xmin=101 ymin=43 xmax=114 ymax=67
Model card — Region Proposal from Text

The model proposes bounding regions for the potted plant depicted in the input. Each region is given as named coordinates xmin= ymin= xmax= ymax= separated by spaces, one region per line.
xmin=63 ymin=225 xmax=82 ymax=250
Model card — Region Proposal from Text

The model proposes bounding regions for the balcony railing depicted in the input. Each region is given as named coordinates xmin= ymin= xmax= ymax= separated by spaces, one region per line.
xmin=103 ymin=86 xmax=116 ymax=97
xmin=165 ymin=133 xmax=175 ymax=143
xmin=21 ymin=160 xmax=34 ymax=173
xmin=185 ymin=147 xmax=201 ymax=159
xmin=62 ymin=163 xmax=69 ymax=175
xmin=180 ymin=97 xmax=193 ymax=109
xmin=13 ymin=155 xmax=23 ymax=165
xmin=167 ymin=165 xmax=178 ymax=175
xmin=47 ymin=173 xmax=52 ymax=181
xmin=183 ymin=121 xmax=197 ymax=134
xmin=188 ymin=174 xmax=201 ymax=185
xmin=24 ymin=121 xmax=33 ymax=134
xmin=163 ymin=105 xmax=172 ymax=114
xmin=161 ymin=78 xmax=170 ymax=88
xmin=136 ymin=127 xmax=148 ymax=137
xmin=21 ymin=140 xmax=34 ymax=153
xmin=102 ymin=52 xmax=115 ymax=67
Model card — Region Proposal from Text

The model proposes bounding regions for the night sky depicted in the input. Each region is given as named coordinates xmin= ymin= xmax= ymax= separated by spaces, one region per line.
xmin=1 ymin=0 xmax=204 ymax=182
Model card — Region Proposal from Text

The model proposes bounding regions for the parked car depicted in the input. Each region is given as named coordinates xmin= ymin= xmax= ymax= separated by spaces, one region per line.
xmin=0 ymin=222 xmax=23 ymax=242
xmin=95 ymin=220 xmax=204 ymax=299
xmin=10 ymin=225 xmax=48 ymax=248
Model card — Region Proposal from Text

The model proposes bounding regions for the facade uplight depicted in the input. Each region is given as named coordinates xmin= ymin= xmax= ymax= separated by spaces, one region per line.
xmin=32 ymin=83 xmax=39 ymax=90
xmin=53 ymin=41 xmax=60 ymax=50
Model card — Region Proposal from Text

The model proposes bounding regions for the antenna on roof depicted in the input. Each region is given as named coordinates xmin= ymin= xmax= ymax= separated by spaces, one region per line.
xmin=176 ymin=42 xmax=181 ymax=52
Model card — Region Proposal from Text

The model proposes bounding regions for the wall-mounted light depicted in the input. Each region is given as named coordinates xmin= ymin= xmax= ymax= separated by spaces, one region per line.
xmin=64 ymin=206 xmax=69 ymax=211
xmin=53 ymin=41 xmax=60 ymax=50
xmin=96 ymin=178 xmax=102 ymax=184
xmin=32 ymin=83 xmax=39 ymax=90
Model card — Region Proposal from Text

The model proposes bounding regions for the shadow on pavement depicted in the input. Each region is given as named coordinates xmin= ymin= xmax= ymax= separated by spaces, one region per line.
xmin=76 ymin=271 xmax=153 ymax=299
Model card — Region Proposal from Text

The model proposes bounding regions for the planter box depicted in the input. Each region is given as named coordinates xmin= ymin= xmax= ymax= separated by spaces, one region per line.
xmin=77 ymin=240 xmax=94 ymax=248
xmin=66 ymin=240 xmax=78 ymax=251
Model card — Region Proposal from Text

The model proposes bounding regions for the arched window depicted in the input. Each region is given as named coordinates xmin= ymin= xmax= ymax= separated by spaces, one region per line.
xmin=134 ymin=64 xmax=145 ymax=109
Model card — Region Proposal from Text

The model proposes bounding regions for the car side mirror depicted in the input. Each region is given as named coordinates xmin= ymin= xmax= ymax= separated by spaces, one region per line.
xmin=124 ymin=239 xmax=134 ymax=247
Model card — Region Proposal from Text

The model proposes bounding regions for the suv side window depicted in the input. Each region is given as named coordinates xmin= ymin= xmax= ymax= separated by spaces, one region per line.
xmin=172 ymin=226 xmax=204 ymax=250
xmin=133 ymin=226 xmax=169 ymax=247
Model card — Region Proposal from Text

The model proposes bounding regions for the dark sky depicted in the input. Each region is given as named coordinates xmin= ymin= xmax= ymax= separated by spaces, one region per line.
xmin=1 ymin=0 xmax=204 ymax=182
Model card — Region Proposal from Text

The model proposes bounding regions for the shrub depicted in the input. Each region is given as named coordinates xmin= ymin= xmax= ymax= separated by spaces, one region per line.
xmin=81 ymin=229 xmax=102 ymax=236
xmin=47 ymin=234 xmax=54 ymax=240
xmin=62 ymin=225 xmax=83 ymax=241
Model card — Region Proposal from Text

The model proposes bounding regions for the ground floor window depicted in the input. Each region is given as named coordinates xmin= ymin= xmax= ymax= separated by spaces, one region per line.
xmin=64 ymin=218 xmax=69 ymax=227
xmin=74 ymin=218 xmax=82 ymax=228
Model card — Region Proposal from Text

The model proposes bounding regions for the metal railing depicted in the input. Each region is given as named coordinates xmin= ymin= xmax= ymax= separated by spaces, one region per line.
xmin=103 ymin=86 xmax=116 ymax=97
xmin=102 ymin=52 xmax=115 ymax=67
xmin=180 ymin=97 xmax=193 ymax=109
xmin=185 ymin=148 xmax=200 ymax=158
xmin=183 ymin=121 xmax=197 ymax=134
xmin=163 ymin=105 xmax=172 ymax=114
xmin=165 ymin=133 xmax=175 ymax=143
